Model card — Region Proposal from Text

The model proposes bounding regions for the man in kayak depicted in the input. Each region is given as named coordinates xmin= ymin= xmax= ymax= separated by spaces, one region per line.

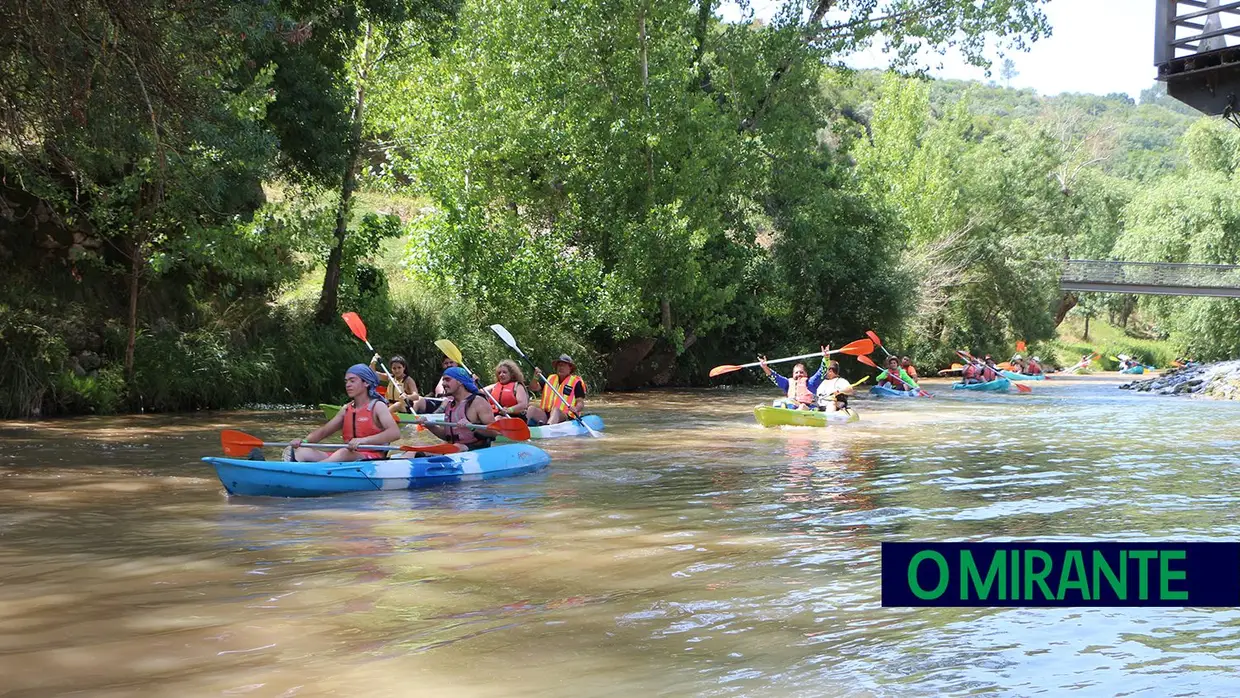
xmin=814 ymin=359 xmax=854 ymax=411
xmin=370 ymin=354 xmax=420 ymax=417
xmin=1009 ymin=354 xmax=1025 ymax=374
xmin=877 ymin=356 xmax=917 ymax=391
xmin=485 ymin=359 xmax=530 ymax=418
xmin=900 ymin=356 xmax=919 ymax=380
xmin=285 ymin=365 xmax=402 ymax=462
xmin=760 ymin=346 xmax=831 ymax=410
xmin=422 ymin=366 xmax=499 ymax=451
xmin=527 ymin=354 xmax=586 ymax=425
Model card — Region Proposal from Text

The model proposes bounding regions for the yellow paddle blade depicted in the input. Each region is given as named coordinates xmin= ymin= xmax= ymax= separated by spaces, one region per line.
xmin=435 ymin=339 xmax=464 ymax=364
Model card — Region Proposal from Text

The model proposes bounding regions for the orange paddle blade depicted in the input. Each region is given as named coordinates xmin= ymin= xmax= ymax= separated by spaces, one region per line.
xmin=856 ymin=354 xmax=879 ymax=369
xmin=1013 ymin=382 xmax=1032 ymax=393
xmin=1016 ymin=340 xmax=1026 ymax=352
xmin=998 ymin=361 xmax=1015 ymax=371
xmin=341 ymin=312 xmax=367 ymax=342
xmin=708 ymin=364 xmax=742 ymax=378
xmin=865 ymin=330 xmax=883 ymax=348
xmin=839 ymin=338 xmax=875 ymax=356
xmin=491 ymin=417 xmax=531 ymax=441
xmin=221 ymin=429 xmax=263 ymax=457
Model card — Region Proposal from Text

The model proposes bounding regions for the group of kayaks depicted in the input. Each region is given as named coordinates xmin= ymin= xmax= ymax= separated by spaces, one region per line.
xmin=200 ymin=316 xmax=609 ymax=499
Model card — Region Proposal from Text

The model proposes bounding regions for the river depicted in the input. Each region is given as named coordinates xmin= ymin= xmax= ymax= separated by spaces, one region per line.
xmin=3 ymin=374 xmax=1240 ymax=697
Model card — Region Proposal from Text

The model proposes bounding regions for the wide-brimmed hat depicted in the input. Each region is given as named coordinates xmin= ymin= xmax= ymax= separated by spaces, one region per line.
xmin=551 ymin=354 xmax=576 ymax=369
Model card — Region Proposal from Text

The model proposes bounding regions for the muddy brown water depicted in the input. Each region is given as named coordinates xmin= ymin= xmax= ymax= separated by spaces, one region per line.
xmin=3 ymin=375 xmax=1240 ymax=696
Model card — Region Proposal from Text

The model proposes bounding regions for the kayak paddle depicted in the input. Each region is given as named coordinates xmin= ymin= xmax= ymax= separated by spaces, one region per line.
xmin=489 ymin=324 xmax=601 ymax=438
xmin=434 ymin=338 xmax=508 ymax=414
xmin=342 ymin=312 xmax=413 ymax=405
xmin=412 ymin=415 xmax=532 ymax=442
xmin=956 ymin=350 xmax=1031 ymax=393
xmin=857 ymin=353 xmax=931 ymax=397
xmin=709 ymin=338 xmax=875 ymax=378
xmin=220 ymin=430 xmax=462 ymax=458
xmin=862 ymin=331 xmax=928 ymax=394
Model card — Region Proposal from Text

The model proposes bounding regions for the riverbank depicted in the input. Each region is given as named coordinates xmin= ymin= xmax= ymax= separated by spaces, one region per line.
xmin=1119 ymin=359 xmax=1240 ymax=399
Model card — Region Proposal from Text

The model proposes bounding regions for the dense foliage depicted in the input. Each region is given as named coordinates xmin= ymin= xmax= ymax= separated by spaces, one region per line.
xmin=3 ymin=0 xmax=1238 ymax=418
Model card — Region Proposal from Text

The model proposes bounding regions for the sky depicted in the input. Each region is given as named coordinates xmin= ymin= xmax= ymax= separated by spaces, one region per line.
xmin=718 ymin=0 xmax=1159 ymax=100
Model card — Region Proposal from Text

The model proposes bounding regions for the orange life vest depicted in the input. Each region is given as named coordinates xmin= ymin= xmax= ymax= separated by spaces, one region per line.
xmin=540 ymin=374 xmax=585 ymax=414
xmin=342 ymin=398 xmax=387 ymax=460
xmin=963 ymin=364 xmax=981 ymax=380
xmin=489 ymin=381 xmax=520 ymax=411
xmin=786 ymin=377 xmax=813 ymax=405
xmin=982 ymin=365 xmax=998 ymax=382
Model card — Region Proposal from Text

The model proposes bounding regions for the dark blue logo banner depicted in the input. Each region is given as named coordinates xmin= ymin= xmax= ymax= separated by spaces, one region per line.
xmin=881 ymin=542 xmax=1240 ymax=607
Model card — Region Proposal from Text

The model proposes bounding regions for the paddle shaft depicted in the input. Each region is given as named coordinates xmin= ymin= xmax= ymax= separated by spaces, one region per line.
xmin=452 ymin=357 xmax=508 ymax=414
xmin=730 ymin=347 xmax=867 ymax=373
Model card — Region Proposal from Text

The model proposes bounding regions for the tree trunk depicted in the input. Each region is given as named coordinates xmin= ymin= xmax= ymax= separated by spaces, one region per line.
xmin=1053 ymin=291 xmax=1078 ymax=325
xmin=639 ymin=5 xmax=653 ymax=182
xmin=316 ymin=22 xmax=374 ymax=325
xmin=124 ymin=238 xmax=142 ymax=382
xmin=1084 ymin=315 xmax=1090 ymax=341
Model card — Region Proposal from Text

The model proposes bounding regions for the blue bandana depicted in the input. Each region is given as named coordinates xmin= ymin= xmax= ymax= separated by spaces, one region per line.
xmin=346 ymin=364 xmax=385 ymax=402
xmin=442 ymin=366 xmax=479 ymax=394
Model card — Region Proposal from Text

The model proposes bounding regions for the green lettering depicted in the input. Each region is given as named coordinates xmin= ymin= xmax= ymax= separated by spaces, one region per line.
xmin=1057 ymin=550 xmax=1090 ymax=600
xmin=909 ymin=551 xmax=949 ymax=600
xmin=1159 ymin=550 xmax=1188 ymax=601
xmin=1092 ymin=550 xmax=1127 ymax=600
xmin=1011 ymin=547 xmax=1020 ymax=599
xmin=961 ymin=550 xmax=1006 ymax=600
xmin=1024 ymin=550 xmax=1054 ymax=600
xmin=1130 ymin=551 xmax=1158 ymax=600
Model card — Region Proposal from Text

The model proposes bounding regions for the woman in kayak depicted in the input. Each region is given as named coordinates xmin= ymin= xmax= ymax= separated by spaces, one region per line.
xmin=1025 ymin=356 xmax=1043 ymax=375
xmin=877 ymin=356 xmax=916 ymax=391
xmin=370 ymin=354 xmax=420 ymax=417
xmin=760 ymin=346 xmax=831 ymax=410
xmin=815 ymin=359 xmax=854 ymax=411
xmin=485 ymin=359 xmax=530 ymax=418
xmin=982 ymin=355 xmax=1000 ymax=382
xmin=285 ymin=365 xmax=402 ymax=462
xmin=527 ymin=354 xmax=587 ymax=426
xmin=422 ymin=367 xmax=499 ymax=451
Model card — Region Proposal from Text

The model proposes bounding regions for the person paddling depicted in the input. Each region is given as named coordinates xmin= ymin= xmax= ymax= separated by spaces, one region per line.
xmin=1025 ymin=356 xmax=1043 ymax=376
xmin=420 ymin=367 xmax=499 ymax=451
xmin=485 ymin=359 xmax=530 ymax=418
xmin=527 ymin=354 xmax=587 ymax=426
xmin=814 ymin=359 xmax=854 ymax=411
xmin=877 ymin=356 xmax=916 ymax=391
xmin=900 ymin=356 xmax=919 ymax=380
xmin=370 ymin=354 xmax=420 ymax=417
xmin=285 ymin=365 xmax=402 ymax=462
xmin=982 ymin=355 xmax=1000 ymax=382
xmin=760 ymin=346 xmax=830 ymax=410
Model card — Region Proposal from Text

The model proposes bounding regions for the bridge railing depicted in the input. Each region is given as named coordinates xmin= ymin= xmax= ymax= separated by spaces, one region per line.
xmin=1061 ymin=259 xmax=1240 ymax=293
xmin=1156 ymin=0 xmax=1240 ymax=65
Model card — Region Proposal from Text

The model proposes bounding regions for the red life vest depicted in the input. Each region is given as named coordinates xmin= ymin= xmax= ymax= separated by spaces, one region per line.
xmin=444 ymin=394 xmax=492 ymax=448
xmin=786 ymin=377 xmax=813 ymax=406
xmin=1026 ymin=362 xmax=1042 ymax=375
xmin=963 ymin=364 xmax=981 ymax=380
xmin=342 ymin=398 xmax=387 ymax=460
xmin=982 ymin=365 xmax=998 ymax=382
xmin=489 ymin=381 xmax=520 ymax=410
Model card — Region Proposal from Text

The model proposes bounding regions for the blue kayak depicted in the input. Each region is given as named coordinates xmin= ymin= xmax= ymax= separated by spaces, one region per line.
xmin=201 ymin=443 xmax=551 ymax=497
xmin=870 ymin=385 xmax=923 ymax=398
xmin=1000 ymin=370 xmax=1046 ymax=381
xmin=1120 ymin=365 xmax=1151 ymax=375
xmin=952 ymin=378 xmax=1012 ymax=392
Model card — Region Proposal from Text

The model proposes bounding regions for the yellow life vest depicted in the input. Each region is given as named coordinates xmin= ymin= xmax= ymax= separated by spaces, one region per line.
xmin=540 ymin=373 xmax=585 ymax=413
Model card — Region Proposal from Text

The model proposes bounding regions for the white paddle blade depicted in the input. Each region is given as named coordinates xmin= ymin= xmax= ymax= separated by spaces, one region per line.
xmin=490 ymin=324 xmax=520 ymax=352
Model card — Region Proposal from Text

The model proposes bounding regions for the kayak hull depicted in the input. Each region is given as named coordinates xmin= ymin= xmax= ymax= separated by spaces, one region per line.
xmin=518 ymin=415 xmax=605 ymax=440
xmin=753 ymin=405 xmax=859 ymax=427
xmin=951 ymin=378 xmax=1012 ymax=392
xmin=1121 ymin=366 xmax=1149 ymax=375
xmin=1000 ymin=370 xmax=1046 ymax=381
xmin=201 ymin=443 xmax=551 ymax=498
xmin=869 ymin=385 xmax=923 ymax=398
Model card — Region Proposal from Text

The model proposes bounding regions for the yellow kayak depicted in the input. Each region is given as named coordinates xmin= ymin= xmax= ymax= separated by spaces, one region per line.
xmin=753 ymin=405 xmax=859 ymax=427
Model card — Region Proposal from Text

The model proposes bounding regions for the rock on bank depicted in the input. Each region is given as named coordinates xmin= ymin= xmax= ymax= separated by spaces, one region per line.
xmin=1119 ymin=360 xmax=1240 ymax=399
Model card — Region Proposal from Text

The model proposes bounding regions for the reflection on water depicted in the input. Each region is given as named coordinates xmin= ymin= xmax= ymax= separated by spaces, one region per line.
xmin=3 ymin=375 xmax=1240 ymax=695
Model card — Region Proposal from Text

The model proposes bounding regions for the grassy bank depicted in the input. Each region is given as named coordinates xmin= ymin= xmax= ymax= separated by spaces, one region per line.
xmin=1051 ymin=316 xmax=1181 ymax=371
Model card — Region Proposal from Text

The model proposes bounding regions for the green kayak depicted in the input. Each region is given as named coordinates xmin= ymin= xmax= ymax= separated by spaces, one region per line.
xmin=753 ymin=405 xmax=859 ymax=427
